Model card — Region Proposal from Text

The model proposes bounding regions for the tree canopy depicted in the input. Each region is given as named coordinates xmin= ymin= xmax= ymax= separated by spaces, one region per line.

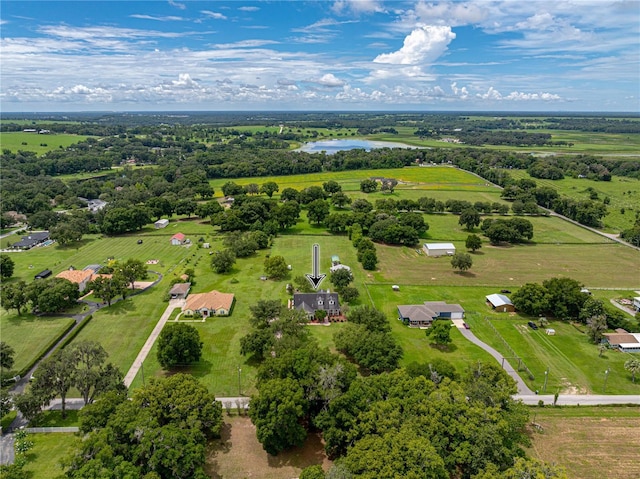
xmin=157 ymin=323 xmax=203 ymax=369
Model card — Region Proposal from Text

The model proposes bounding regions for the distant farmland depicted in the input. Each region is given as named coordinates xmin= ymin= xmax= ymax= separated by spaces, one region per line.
xmin=0 ymin=131 xmax=89 ymax=154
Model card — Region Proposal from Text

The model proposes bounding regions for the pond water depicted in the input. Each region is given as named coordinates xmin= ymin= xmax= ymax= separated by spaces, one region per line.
xmin=297 ymin=139 xmax=417 ymax=154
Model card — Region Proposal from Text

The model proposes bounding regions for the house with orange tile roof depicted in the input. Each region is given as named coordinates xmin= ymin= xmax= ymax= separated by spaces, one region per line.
xmin=183 ymin=290 xmax=235 ymax=317
xmin=56 ymin=269 xmax=94 ymax=292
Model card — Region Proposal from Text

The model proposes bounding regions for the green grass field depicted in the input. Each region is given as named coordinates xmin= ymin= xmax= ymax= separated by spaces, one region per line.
xmin=506 ymin=169 xmax=640 ymax=232
xmin=20 ymin=433 xmax=80 ymax=479
xmin=0 ymin=314 xmax=75 ymax=374
xmin=0 ymin=131 xmax=90 ymax=155
xmin=2 ymin=166 xmax=639 ymax=401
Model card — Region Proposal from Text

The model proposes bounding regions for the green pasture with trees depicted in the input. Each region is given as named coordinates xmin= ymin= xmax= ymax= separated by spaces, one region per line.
xmin=2 ymin=112 xmax=639 ymax=478
xmin=506 ymin=169 xmax=640 ymax=232
xmin=0 ymin=132 xmax=91 ymax=155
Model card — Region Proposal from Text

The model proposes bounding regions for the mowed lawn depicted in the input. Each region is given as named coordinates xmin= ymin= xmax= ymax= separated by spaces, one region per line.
xmin=20 ymin=433 xmax=80 ymax=479
xmin=0 ymin=314 xmax=75 ymax=374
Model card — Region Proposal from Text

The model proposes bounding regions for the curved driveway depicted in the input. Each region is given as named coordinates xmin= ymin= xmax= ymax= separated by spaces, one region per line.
xmin=456 ymin=326 xmax=534 ymax=395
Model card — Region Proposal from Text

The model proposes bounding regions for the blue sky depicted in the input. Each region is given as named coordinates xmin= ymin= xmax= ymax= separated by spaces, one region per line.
xmin=1 ymin=0 xmax=638 ymax=112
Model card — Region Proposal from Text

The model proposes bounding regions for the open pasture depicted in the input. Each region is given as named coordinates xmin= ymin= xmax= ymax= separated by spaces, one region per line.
xmin=469 ymin=316 xmax=640 ymax=394
xmin=537 ymin=129 xmax=640 ymax=156
xmin=375 ymin=242 xmax=639 ymax=288
xmin=0 ymin=131 xmax=89 ymax=154
xmin=528 ymin=407 xmax=640 ymax=479
xmin=506 ymin=169 xmax=640 ymax=232
xmin=209 ymin=166 xmax=487 ymax=194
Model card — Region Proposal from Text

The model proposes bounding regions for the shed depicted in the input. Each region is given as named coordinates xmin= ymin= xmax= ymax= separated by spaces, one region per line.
xmin=423 ymin=242 xmax=456 ymax=257
xmin=486 ymin=293 xmax=515 ymax=312
xmin=171 ymin=233 xmax=186 ymax=245
xmin=545 ymin=329 xmax=556 ymax=335
xmin=155 ymin=219 xmax=169 ymax=229
xmin=34 ymin=269 xmax=52 ymax=280
xmin=633 ymin=297 xmax=640 ymax=311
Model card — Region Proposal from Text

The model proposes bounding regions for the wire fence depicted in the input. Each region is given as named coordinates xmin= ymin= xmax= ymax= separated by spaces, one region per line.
xmin=483 ymin=317 xmax=535 ymax=380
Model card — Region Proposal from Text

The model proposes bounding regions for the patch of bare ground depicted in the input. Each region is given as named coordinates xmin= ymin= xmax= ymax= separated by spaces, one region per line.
xmin=206 ymin=415 xmax=332 ymax=479
xmin=528 ymin=416 xmax=640 ymax=479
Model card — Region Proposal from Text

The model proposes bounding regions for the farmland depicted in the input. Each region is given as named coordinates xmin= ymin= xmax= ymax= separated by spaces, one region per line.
xmin=2 ymin=151 xmax=639 ymax=478
xmin=0 ymin=131 xmax=90 ymax=155
xmin=527 ymin=407 xmax=640 ymax=479
xmin=505 ymin=169 xmax=640 ymax=233
xmin=4 ymin=165 xmax=638 ymax=399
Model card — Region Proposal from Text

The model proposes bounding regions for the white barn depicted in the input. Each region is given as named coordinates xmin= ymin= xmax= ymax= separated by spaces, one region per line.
xmin=155 ymin=219 xmax=169 ymax=229
xmin=423 ymin=242 xmax=456 ymax=257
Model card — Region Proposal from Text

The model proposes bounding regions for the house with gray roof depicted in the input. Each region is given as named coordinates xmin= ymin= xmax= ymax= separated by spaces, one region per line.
xmin=398 ymin=301 xmax=465 ymax=328
xmin=293 ymin=290 xmax=340 ymax=320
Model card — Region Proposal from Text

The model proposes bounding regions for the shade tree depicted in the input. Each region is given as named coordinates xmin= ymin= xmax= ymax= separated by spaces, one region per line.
xmin=157 ymin=323 xmax=203 ymax=369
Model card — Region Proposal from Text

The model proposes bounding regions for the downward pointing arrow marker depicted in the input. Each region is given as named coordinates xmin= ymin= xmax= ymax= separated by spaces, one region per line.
xmin=305 ymin=243 xmax=326 ymax=290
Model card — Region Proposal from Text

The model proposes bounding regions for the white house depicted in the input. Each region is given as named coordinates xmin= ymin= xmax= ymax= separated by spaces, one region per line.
xmin=155 ymin=219 xmax=169 ymax=229
xmin=423 ymin=243 xmax=456 ymax=257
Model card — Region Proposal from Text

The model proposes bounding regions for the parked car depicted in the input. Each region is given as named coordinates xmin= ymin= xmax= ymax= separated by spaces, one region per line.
xmin=528 ymin=321 xmax=538 ymax=330
xmin=463 ymin=322 xmax=470 ymax=329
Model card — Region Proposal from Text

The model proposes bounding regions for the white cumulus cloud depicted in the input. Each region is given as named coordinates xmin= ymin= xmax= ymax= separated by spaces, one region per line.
xmin=315 ymin=73 xmax=346 ymax=87
xmin=373 ymin=26 xmax=455 ymax=65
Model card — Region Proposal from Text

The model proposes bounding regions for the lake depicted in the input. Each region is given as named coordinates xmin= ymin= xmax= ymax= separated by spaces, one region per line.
xmin=296 ymin=139 xmax=419 ymax=154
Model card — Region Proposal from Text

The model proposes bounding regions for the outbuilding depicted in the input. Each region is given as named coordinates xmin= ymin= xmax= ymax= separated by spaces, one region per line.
xmin=423 ymin=242 xmax=456 ymax=257
xmin=486 ymin=293 xmax=516 ymax=312
xmin=169 ymin=282 xmax=191 ymax=299
xmin=34 ymin=269 xmax=52 ymax=280
xmin=633 ymin=297 xmax=640 ymax=311
xmin=171 ymin=233 xmax=186 ymax=245
xmin=155 ymin=219 xmax=169 ymax=229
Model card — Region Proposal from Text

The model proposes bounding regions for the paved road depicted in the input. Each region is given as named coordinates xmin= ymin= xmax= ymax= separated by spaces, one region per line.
xmin=123 ymin=298 xmax=185 ymax=387
xmin=0 ymin=225 xmax=26 ymax=240
xmin=516 ymin=394 xmax=640 ymax=406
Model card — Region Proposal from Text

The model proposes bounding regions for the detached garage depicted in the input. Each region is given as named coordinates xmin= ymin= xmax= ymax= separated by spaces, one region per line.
xmin=423 ymin=242 xmax=456 ymax=257
xmin=486 ymin=293 xmax=515 ymax=312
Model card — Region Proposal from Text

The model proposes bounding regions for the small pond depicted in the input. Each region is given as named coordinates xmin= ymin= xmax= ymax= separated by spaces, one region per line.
xmin=296 ymin=139 xmax=418 ymax=154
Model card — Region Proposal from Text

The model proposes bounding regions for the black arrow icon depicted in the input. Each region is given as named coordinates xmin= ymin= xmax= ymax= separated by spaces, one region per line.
xmin=305 ymin=243 xmax=326 ymax=290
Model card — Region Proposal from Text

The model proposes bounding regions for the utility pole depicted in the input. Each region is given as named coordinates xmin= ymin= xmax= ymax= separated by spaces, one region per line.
xmin=603 ymin=368 xmax=610 ymax=393
xmin=543 ymin=368 xmax=549 ymax=393
xmin=238 ymin=367 xmax=242 ymax=396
